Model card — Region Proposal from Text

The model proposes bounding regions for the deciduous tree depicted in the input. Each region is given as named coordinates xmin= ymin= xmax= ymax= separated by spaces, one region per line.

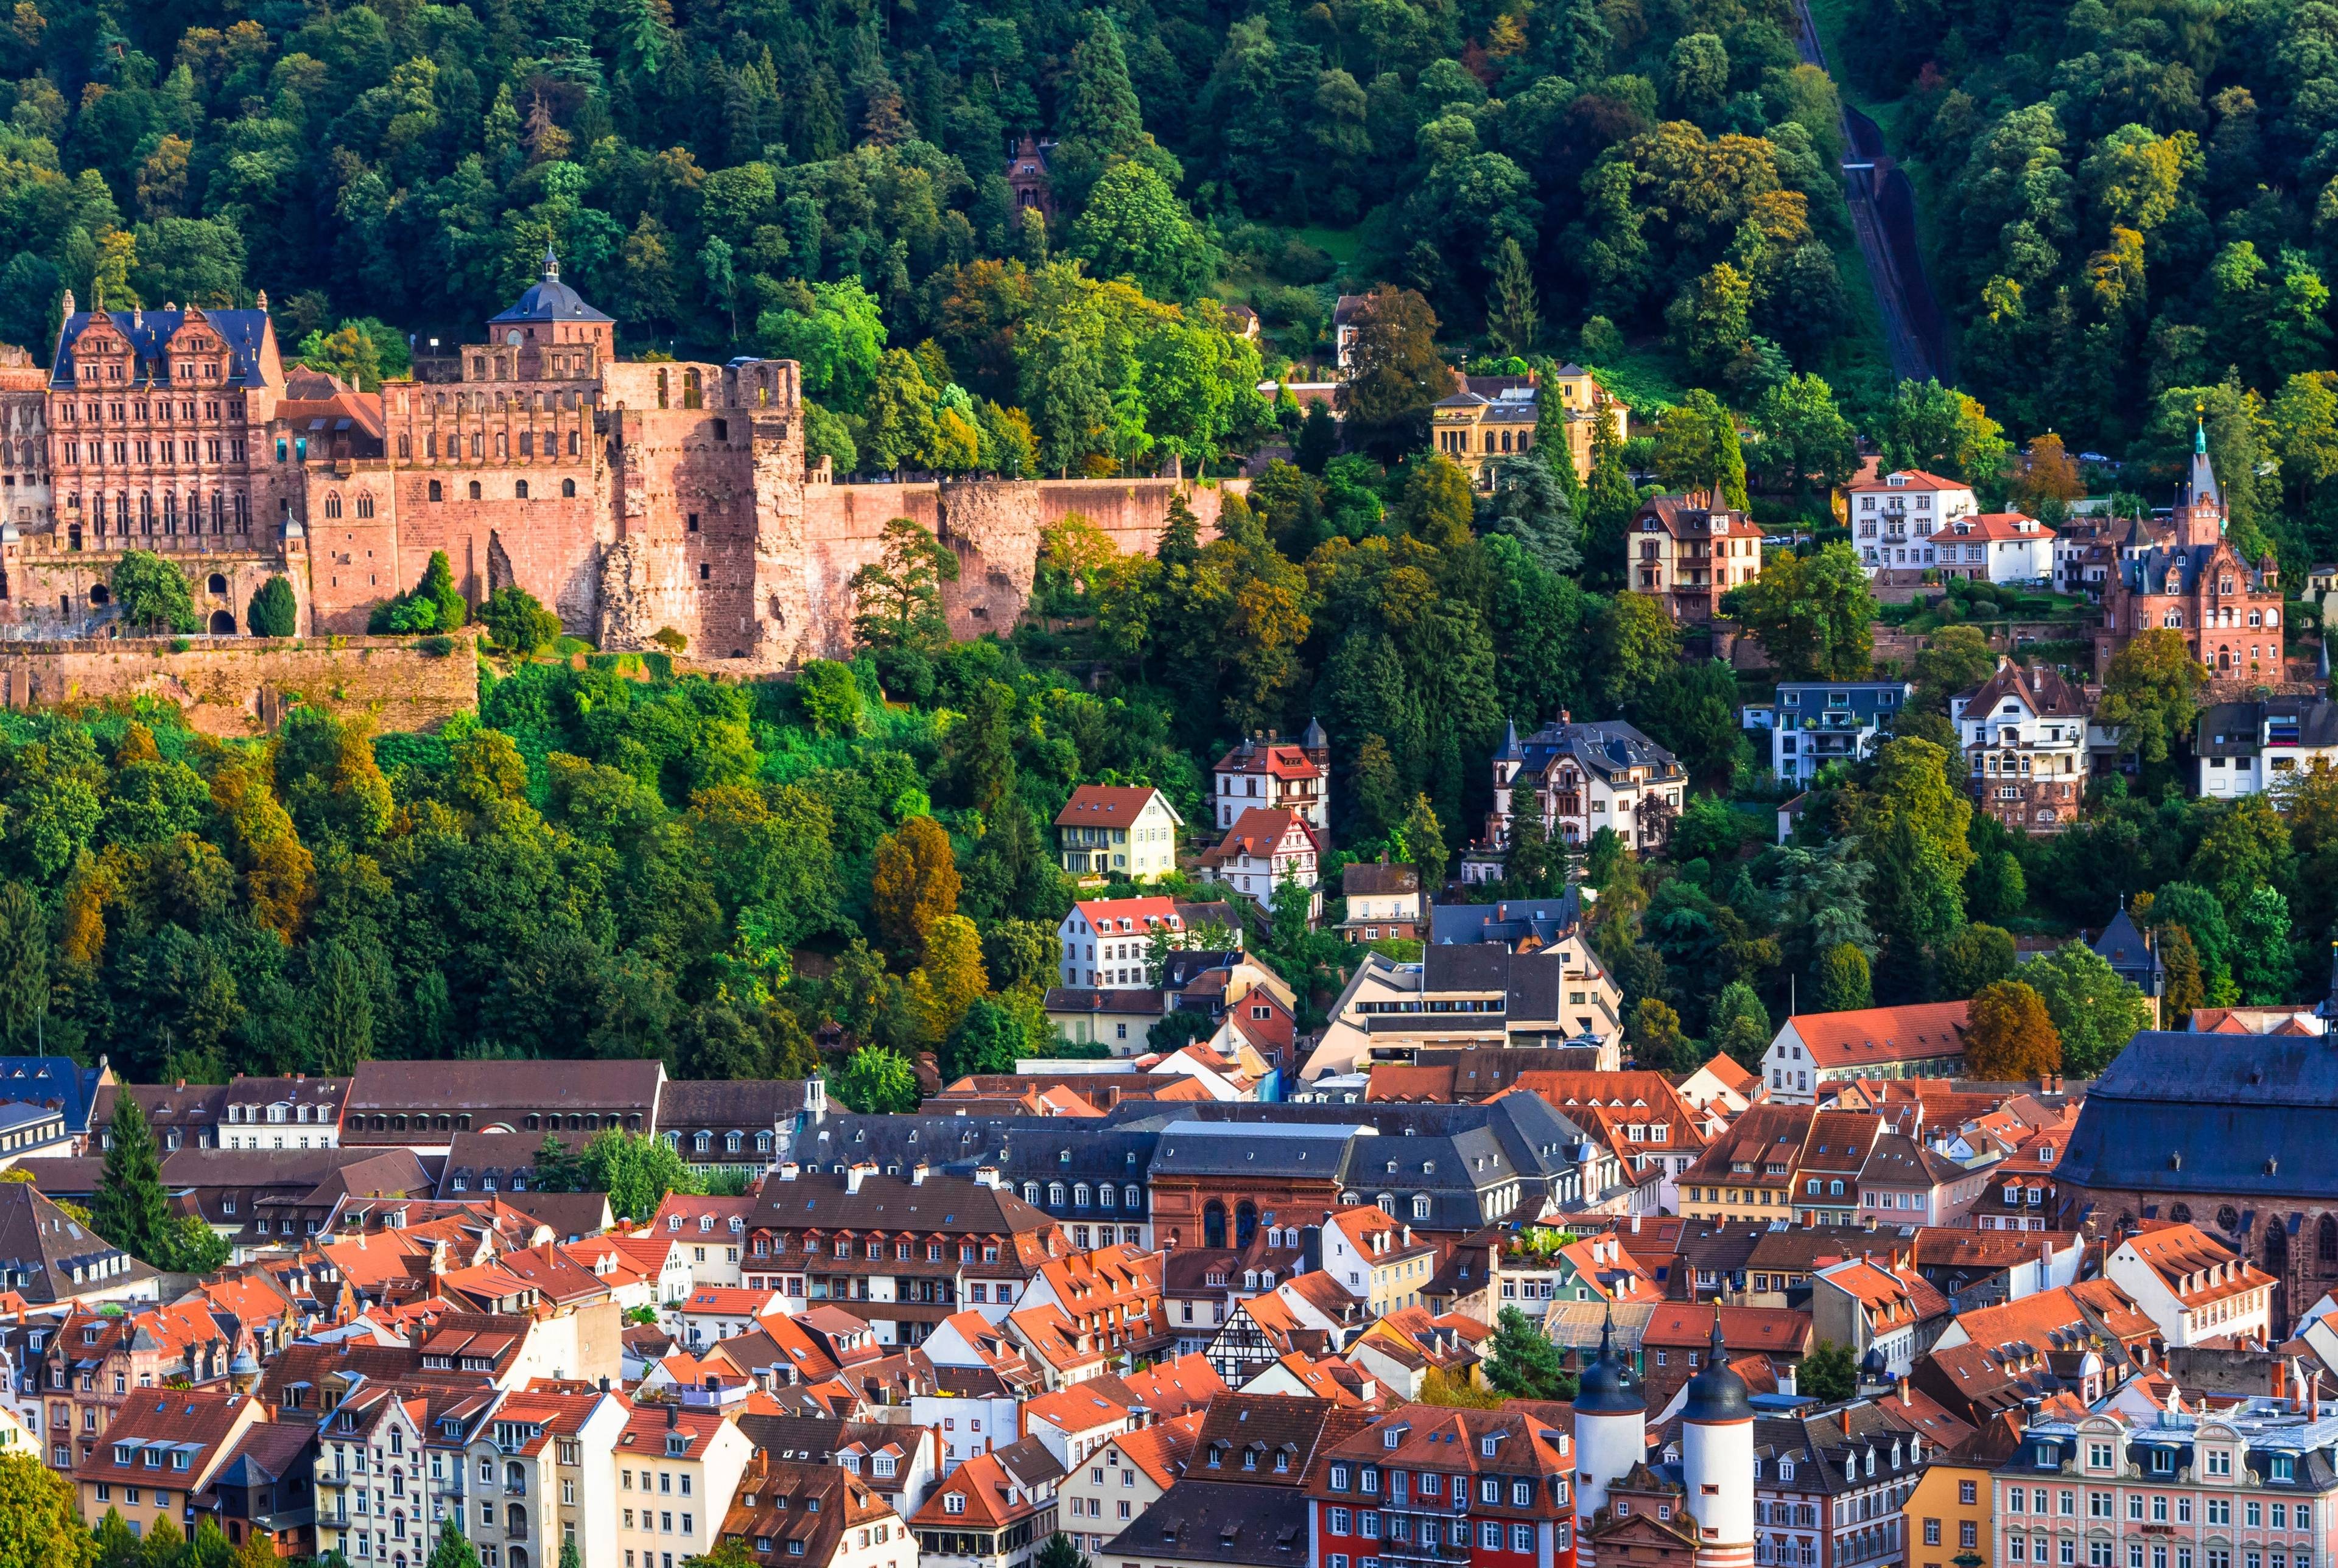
xmin=870 ymin=815 xmax=961 ymax=958
xmin=1964 ymin=979 xmax=2061 ymax=1081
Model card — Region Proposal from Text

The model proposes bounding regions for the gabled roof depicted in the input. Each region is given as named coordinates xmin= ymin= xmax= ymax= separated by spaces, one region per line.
xmin=1056 ymin=785 xmax=1178 ymax=828
xmin=1956 ymin=659 xmax=2088 ymax=721
xmin=1847 ymin=469 xmax=1970 ymax=492
xmin=52 ymin=308 xmax=276 ymax=391
xmin=1200 ymin=808 xmax=1320 ymax=869
xmin=1782 ymin=1003 xmax=1969 ymax=1072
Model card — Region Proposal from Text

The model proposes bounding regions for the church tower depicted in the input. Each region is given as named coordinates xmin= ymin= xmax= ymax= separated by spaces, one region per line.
xmin=1572 ymin=1312 xmax=1646 ymax=1568
xmin=2175 ymin=415 xmax=2227 ymax=548
xmin=1679 ymin=1320 xmax=1756 ymax=1568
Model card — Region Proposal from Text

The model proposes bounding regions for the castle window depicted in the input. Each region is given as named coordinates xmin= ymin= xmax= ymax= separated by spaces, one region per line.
xmin=469 ymin=481 xmax=482 ymax=500
xmin=714 ymin=419 xmax=729 ymax=441
xmin=496 ymin=433 xmax=507 ymax=458
xmin=569 ymin=430 xmax=580 ymax=455
xmin=398 ymin=435 xmax=410 ymax=458
xmin=562 ymin=479 xmax=575 ymax=497
xmin=356 ymin=494 xmax=374 ymax=519
xmin=688 ymin=514 xmax=700 ymax=533
xmin=699 ymin=564 xmax=710 ymax=580
xmin=515 ymin=481 xmax=529 ymax=500
xmin=324 ymin=493 xmax=343 ymax=519
xmin=429 ymin=481 xmax=443 ymax=502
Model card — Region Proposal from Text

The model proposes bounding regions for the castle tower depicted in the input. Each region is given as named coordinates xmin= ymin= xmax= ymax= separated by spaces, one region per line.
xmin=1573 ymin=1311 xmax=1646 ymax=1568
xmin=2175 ymin=415 xmax=2227 ymax=548
xmin=1679 ymin=1320 xmax=1755 ymax=1568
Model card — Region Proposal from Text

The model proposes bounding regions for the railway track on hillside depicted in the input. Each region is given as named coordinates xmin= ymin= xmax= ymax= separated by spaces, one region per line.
xmin=1789 ymin=0 xmax=1952 ymax=388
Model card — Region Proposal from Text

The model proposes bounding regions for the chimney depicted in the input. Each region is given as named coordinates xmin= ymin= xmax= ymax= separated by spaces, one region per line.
xmin=1840 ymin=1407 xmax=1852 ymax=1435
xmin=1777 ymin=1365 xmax=1797 ymax=1397
xmin=666 ymin=1402 xmax=678 ymax=1429
xmin=846 ymin=1161 xmax=876 ymax=1194
xmin=1897 ymin=1374 xmax=1911 ymax=1403
xmin=778 ymin=1161 xmax=799 ymax=1181
xmin=1631 ymin=1214 xmax=1641 ymax=1234
xmin=911 ymin=1162 xmax=930 ymax=1186
xmin=599 ymin=1377 xmax=611 ymax=1393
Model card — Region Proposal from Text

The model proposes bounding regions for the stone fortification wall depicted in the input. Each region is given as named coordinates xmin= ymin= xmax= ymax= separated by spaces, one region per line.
xmin=775 ymin=476 xmax=1240 ymax=661
xmin=0 ymin=635 xmax=477 ymax=735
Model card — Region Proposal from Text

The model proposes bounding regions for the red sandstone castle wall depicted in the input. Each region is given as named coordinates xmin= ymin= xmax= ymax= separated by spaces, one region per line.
xmin=0 ymin=635 xmax=476 ymax=735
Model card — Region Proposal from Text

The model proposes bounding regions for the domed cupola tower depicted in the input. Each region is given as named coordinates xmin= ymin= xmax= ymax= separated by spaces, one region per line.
xmin=1679 ymin=1319 xmax=1756 ymax=1568
xmin=1573 ymin=1309 xmax=1647 ymax=1568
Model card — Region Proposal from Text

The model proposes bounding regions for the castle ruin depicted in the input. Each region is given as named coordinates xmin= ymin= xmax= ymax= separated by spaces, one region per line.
xmin=1 ymin=253 xmax=1231 ymax=664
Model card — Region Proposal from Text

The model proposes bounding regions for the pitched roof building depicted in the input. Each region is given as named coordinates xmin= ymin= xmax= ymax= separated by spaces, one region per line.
xmin=1758 ymin=1003 xmax=1970 ymax=1104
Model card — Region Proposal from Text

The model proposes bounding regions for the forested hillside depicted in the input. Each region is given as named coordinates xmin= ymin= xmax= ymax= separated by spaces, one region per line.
xmin=1844 ymin=0 xmax=2338 ymax=562
xmin=0 ymin=0 xmax=1879 ymax=469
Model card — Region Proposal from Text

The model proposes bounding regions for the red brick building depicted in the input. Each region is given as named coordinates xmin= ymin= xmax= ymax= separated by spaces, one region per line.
xmin=2093 ymin=426 xmax=2286 ymax=678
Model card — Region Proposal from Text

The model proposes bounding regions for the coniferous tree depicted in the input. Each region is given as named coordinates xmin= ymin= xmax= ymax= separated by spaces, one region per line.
xmin=1487 ymin=237 xmax=1540 ymax=356
xmin=91 ymin=1095 xmax=171 ymax=1265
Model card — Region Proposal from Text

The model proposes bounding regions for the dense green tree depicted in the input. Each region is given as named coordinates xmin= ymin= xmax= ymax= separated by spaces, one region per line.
xmin=2023 ymin=940 xmax=2152 ymax=1077
xmin=1937 ymin=923 xmax=2017 ymax=998
xmin=111 ymin=553 xmax=198 ymax=634
xmin=91 ymin=1096 xmax=172 ymax=1264
xmin=1725 ymin=544 xmax=1876 ymax=679
xmin=1336 ymin=288 xmax=1447 ymax=460
xmin=246 ymin=578 xmax=298 ymax=638
xmin=831 ymin=1047 xmax=921 ymax=1112
xmin=0 ymin=1452 xmax=92 ymax=1568
xmin=1483 ymin=1305 xmax=1576 ymax=1399
xmin=1814 ymin=941 xmax=1873 ymax=1012
xmin=1800 ymin=1340 xmax=1856 ymax=1402
xmin=851 ymin=520 xmax=962 ymax=652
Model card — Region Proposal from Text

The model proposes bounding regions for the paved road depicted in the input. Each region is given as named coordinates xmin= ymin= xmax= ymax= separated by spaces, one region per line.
xmin=1790 ymin=0 xmax=1947 ymax=387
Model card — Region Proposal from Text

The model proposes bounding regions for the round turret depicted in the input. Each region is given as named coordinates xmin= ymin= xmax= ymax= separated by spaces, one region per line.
xmin=1573 ymin=1311 xmax=1647 ymax=1545
xmin=1679 ymin=1320 xmax=1755 ymax=1567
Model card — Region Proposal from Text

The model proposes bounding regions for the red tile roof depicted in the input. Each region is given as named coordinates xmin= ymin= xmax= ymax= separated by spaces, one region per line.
xmin=1783 ymin=1002 xmax=1970 ymax=1072
xmin=1055 ymin=786 xmax=1171 ymax=828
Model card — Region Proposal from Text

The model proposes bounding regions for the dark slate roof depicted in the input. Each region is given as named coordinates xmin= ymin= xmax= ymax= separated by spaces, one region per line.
xmin=1106 ymin=1478 xmax=1312 ymax=1568
xmin=0 ymin=1180 xmax=155 ymax=1304
xmin=1514 ymin=720 xmax=1683 ymax=788
xmin=50 ymin=309 xmax=273 ymax=390
xmin=490 ymin=251 xmax=615 ymax=325
xmin=1428 ymin=893 xmax=1583 ymax=948
xmin=2062 ymin=1030 xmax=2338 ymax=1204
xmin=2195 ymin=698 xmax=2338 ymax=758
xmin=2088 ymin=908 xmax=2163 ymax=990
xmin=1150 ymin=1124 xmax=1362 ymax=1179
xmin=0 ymin=1057 xmax=106 ymax=1135
xmin=658 ymin=1077 xmax=814 ymax=1128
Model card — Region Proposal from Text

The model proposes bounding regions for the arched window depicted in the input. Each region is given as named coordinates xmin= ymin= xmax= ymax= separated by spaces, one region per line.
xmin=756 ymin=1132 xmax=772 ymax=1152
xmin=2171 ymin=1203 xmax=2192 ymax=1224
xmin=2320 ymin=1216 xmax=2337 ymax=1267
xmin=1048 ymin=1181 xmax=1066 ymax=1205
xmin=429 ymin=480 xmax=442 ymax=501
xmin=323 ymin=492 xmax=343 ymax=519
xmin=515 ymin=480 xmax=529 ymax=499
xmin=469 ymin=481 xmax=482 ymax=500
xmin=1023 ymin=1183 xmax=1040 ymax=1204
xmin=1098 ymin=1186 xmax=1115 ymax=1209
xmin=1072 ymin=1184 xmax=1091 ymax=1207
xmin=2217 ymin=1205 xmax=2239 ymax=1234
xmin=562 ymin=478 xmax=576 ymax=497
xmin=725 ymin=1132 xmax=742 ymax=1153
xmin=356 ymin=493 xmax=374 ymax=519
xmin=207 ymin=573 xmax=227 ymax=595
xmin=693 ymin=1132 xmax=711 ymax=1153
